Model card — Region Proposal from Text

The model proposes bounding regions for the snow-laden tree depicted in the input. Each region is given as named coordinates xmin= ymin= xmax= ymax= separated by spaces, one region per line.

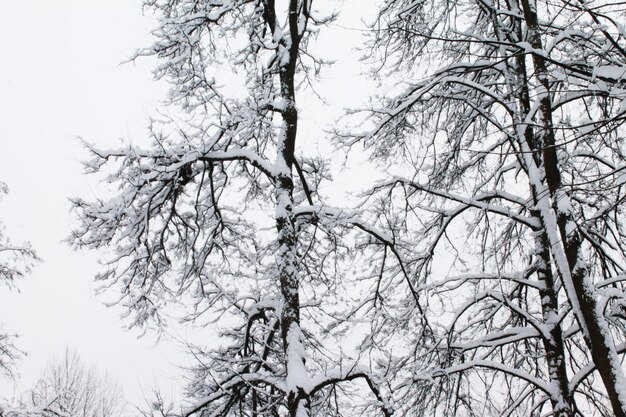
xmin=0 ymin=182 xmax=38 ymax=379
xmin=338 ymin=0 xmax=626 ymax=415
xmin=70 ymin=1 xmax=394 ymax=416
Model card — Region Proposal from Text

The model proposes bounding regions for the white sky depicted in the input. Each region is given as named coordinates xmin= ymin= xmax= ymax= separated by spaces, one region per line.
xmin=0 ymin=0 xmax=378 ymax=409
xmin=0 ymin=0 xmax=195 ymax=407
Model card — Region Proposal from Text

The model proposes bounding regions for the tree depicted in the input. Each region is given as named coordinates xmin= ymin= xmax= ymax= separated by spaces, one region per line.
xmin=30 ymin=348 xmax=125 ymax=417
xmin=0 ymin=182 xmax=38 ymax=379
xmin=1 ymin=348 xmax=125 ymax=417
xmin=339 ymin=0 xmax=626 ymax=415
xmin=70 ymin=1 xmax=393 ymax=416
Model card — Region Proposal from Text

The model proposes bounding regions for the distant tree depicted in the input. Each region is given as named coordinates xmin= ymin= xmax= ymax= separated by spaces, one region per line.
xmin=28 ymin=348 xmax=125 ymax=417
xmin=0 ymin=182 xmax=38 ymax=379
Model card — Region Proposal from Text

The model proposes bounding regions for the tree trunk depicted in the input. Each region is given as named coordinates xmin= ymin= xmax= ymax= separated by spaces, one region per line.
xmin=534 ymin=226 xmax=573 ymax=417
xmin=506 ymin=7 xmax=573 ymax=412
xmin=275 ymin=2 xmax=310 ymax=415
xmin=519 ymin=0 xmax=626 ymax=413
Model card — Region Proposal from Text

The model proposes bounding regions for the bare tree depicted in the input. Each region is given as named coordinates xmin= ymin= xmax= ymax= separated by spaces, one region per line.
xmin=336 ymin=0 xmax=626 ymax=415
xmin=28 ymin=348 xmax=125 ymax=417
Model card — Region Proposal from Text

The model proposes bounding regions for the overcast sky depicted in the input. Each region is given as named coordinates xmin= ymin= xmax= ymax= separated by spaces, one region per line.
xmin=0 ymin=0 xmax=200 ymax=406
xmin=0 ymin=0 xmax=377 ymax=408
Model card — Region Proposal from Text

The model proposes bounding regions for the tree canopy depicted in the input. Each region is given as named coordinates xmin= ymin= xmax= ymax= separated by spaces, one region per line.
xmin=1 ymin=0 xmax=621 ymax=416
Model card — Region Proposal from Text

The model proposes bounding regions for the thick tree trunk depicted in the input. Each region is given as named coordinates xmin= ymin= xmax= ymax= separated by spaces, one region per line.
xmin=505 ymin=8 xmax=573 ymax=412
xmin=518 ymin=0 xmax=626 ymax=414
xmin=275 ymin=168 xmax=310 ymax=416
xmin=275 ymin=115 xmax=311 ymax=416
xmin=275 ymin=2 xmax=310 ymax=416
xmin=534 ymin=226 xmax=573 ymax=417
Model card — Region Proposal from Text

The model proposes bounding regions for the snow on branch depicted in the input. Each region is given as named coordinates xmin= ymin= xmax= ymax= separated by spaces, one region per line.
xmin=427 ymin=359 xmax=554 ymax=397
xmin=309 ymin=364 xmax=393 ymax=417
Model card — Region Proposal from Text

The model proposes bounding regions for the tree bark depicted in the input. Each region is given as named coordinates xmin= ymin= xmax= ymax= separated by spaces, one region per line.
xmin=505 ymin=5 xmax=573 ymax=411
xmin=275 ymin=1 xmax=310 ymax=416
xmin=519 ymin=0 xmax=626 ymax=414
xmin=534 ymin=226 xmax=573 ymax=417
